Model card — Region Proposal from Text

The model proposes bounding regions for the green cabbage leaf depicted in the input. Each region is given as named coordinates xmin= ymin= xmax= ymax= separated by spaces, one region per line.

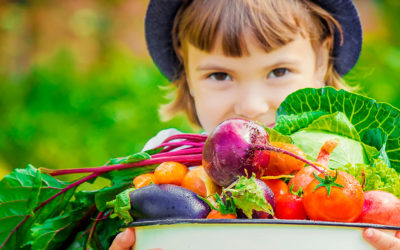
xmin=274 ymin=87 xmax=400 ymax=172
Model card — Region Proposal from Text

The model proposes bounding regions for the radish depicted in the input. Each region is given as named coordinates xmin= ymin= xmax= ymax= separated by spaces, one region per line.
xmin=357 ymin=190 xmax=400 ymax=226
xmin=202 ymin=118 xmax=326 ymax=187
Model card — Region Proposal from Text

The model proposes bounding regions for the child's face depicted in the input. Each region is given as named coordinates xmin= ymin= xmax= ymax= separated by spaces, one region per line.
xmin=184 ymin=33 xmax=328 ymax=133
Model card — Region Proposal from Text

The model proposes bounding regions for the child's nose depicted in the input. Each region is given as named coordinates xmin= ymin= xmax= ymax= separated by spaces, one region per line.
xmin=234 ymin=88 xmax=269 ymax=119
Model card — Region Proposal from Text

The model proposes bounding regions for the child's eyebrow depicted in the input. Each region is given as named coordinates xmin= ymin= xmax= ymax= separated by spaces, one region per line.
xmin=196 ymin=59 xmax=301 ymax=72
xmin=266 ymin=59 xmax=302 ymax=69
xmin=196 ymin=65 xmax=231 ymax=72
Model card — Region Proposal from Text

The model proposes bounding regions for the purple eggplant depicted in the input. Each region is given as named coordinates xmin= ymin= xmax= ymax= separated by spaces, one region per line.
xmin=129 ymin=184 xmax=210 ymax=220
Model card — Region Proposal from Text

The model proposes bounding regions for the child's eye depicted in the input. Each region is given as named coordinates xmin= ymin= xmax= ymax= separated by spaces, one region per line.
xmin=268 ymin=68 xmax=290 ymax=78
xmin=208 ymin=72 xmax=232 ymax=81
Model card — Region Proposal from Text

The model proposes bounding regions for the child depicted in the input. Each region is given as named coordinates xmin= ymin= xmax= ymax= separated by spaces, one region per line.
xmin=110 ymin=0 xmax=400 ymax=249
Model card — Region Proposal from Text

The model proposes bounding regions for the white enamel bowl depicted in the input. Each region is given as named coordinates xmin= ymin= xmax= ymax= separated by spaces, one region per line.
xmin=127 ymin=219 xmax=400 ymax=250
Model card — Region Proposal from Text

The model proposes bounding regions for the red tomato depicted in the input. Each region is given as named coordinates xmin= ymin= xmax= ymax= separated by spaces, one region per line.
xmin=262 ymin=179 xmax=289 ymax=198
xmin=302 ymin=170 xmax=364 ymax=222
xmin=275 ymin=193 xmax=307 ymax=220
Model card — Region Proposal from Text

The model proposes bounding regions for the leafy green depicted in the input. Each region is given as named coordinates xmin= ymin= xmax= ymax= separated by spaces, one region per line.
xmin=301 ymin=112 xmax=361 ymax=141
xmin=275 ymin=87 xmax=400 ymax=172
xmin=264 ymin=127 xmax=293 ymax=143
xmin=361 ymin=128 xmax=390 ymax=166
xmin=107 ymin=152 xmax=152 ymax=166
xmin=94 ymin=183 xmax=130 ymax=212
xmin=0 ymin=165 xmax=75 ymax=249
xmin=27 ymin=206 xmax=93 ymax=249
xmin=84 ymin=217 xmax=123 ymax=250
xmin=65 ymin=210 xmax=123 ymax=250
xmin=225 ymin=175 xmax=274 ymax=218
xmin=339 ymin=159 xmax=400 ymax=198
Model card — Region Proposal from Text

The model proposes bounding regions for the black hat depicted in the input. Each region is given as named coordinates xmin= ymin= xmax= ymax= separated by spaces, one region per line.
xmin=145 ymin=0 xmax=362 ymax=81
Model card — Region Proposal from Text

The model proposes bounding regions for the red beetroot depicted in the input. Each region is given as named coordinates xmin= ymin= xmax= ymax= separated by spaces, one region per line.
xmin=202 ymin=119 xmax=270 ymax=187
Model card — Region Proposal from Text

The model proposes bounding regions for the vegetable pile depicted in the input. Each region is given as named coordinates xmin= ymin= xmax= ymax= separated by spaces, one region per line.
xmin=1 ymin=87 xmax=400 ymax=249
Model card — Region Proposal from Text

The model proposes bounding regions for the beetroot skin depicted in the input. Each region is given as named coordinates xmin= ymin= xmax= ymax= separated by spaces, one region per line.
xmin=202 ymin=119 xmax=270 ymax=187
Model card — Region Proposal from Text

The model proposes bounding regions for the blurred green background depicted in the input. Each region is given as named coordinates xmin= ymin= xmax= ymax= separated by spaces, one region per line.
xmin=0 ymin=0 xmax=399 ymax=178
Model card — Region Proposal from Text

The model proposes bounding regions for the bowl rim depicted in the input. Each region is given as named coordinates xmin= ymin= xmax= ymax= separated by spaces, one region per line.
xmin=126 ymin=219 xmax=400 ymax=230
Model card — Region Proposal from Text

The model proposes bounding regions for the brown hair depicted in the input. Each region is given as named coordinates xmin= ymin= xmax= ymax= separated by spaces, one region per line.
xmin=161 ymin=0 xmax=345 ymax=128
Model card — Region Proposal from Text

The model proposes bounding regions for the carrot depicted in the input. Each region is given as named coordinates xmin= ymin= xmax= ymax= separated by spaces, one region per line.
xmin=206 ymin=210 xmax=237 ymax=219
xmin=264 ymin=142 xmax=307 ymax=176
xmin=315 ymin=139 xmax=339 ymax=167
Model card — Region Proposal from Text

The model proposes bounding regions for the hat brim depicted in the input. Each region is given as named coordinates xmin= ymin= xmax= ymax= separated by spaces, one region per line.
xmin=145 ymin=0 xmax=362 ymax=81
xmin=312 ymin=0 xmax=363 ymax=76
